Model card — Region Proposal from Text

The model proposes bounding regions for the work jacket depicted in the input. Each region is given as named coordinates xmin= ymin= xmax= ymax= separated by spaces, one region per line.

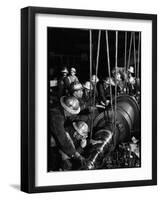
xmin=50 ymin=105 xmax=77 ymax=157
xmin=57 ymin=76 xmax=70 ymax=98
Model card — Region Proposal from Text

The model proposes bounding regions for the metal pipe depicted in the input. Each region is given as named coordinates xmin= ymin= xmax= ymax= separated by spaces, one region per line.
xmin=85 ymin=130 xmax=113 ymax=169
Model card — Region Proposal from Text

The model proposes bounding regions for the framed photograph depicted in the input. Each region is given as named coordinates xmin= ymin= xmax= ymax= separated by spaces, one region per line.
xmin=21 ymin=6 xmax=157 ymax=193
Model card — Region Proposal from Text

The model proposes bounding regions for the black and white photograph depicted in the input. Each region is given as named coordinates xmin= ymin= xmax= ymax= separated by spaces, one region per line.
xmin=20 ymin=7 xmax=157 ymax=193
xmin=47 ymin=27 xmax=141 ymax=172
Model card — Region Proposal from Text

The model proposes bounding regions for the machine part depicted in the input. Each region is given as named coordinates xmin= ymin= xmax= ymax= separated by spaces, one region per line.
xmin=102 ymin=142 xmax=140 ymax=169
xmin=94 ymin=95 xmax=140 ymax=138
xmin=85 ymin=130 xmax=113 ymax=170
xmin=84 ymin=95 xmax=140 ymax=170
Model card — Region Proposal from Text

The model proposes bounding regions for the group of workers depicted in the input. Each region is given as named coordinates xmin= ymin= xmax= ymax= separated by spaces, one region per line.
xmin=48 ymin=65 xmax=139 ymax=171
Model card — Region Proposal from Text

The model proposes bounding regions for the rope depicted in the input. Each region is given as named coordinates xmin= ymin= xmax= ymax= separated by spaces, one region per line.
xmin=133 ymin=32 xmax=137 ymax=77
xmin=124 ymin=32 xmax=127 ymax=93
xmin=124 ymin=32 xmax=127 ymax=70
xmin=89 ymin=30 xmax=93 ymax=139
xmin=95 ymin=30 xmax=101 ymax=78
xmin=94 ymin=30 xmax=101 ymax=106
xmin=126 ymin=32 xmax=133 ymax=94
xmin=105 ymin=30 xmax=114 ymax=114
xmin=127 ymin=32 xmax=133 ymax=70
xmin=137 ymin=32 xmax=141 ymax=79
xmin=89 ymin=30 xmax=92 ymax=91
xmin=114 ymin=31 xmax=118 ymax=135
xmin=90 ymin=30 xmax=101 ymax=140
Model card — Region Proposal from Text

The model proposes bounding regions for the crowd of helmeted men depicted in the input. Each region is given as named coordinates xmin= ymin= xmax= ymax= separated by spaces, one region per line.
xmin=49 ymin=65 xmax=140 ymax=171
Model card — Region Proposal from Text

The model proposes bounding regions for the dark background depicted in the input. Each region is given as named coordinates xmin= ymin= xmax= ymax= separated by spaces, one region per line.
xmin=48 ymin=27 xmax=140 ymax=82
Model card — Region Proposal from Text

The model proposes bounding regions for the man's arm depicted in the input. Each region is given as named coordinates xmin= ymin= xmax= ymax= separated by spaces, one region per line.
xmin=50 ymin=111 xmax=77 ymax=157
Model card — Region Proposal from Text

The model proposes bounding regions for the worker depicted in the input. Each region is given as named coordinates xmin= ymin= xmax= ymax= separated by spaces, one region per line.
xmin=97 ymin=77 xmax=115 ymax=106
xmin=57 ymin=67 xmax=70 ymax=98
xmin=50 ymin=96 xmax=86 ymax=170
xmin=67 ymin=67 xmax=79 ymax=84
xmin=127 ymin=66 xmax=136 ymax=95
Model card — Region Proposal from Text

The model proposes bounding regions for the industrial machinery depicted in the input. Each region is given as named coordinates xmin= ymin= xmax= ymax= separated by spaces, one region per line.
xmin=82 ymin=95 xmax=140 ymax=170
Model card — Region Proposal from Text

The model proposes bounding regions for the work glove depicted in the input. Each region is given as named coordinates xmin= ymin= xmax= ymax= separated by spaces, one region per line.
xmin=105 ymin=100 xmax=110 ymax=106
xmin=80 ymin=139 xmax=87 ymax=148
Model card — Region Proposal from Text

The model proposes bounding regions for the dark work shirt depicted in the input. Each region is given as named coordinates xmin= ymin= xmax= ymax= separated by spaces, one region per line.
xmin=57 ymin=76 xmax=70 ymax=98
xmin=50 ymin=106 xmax=77 ymax=157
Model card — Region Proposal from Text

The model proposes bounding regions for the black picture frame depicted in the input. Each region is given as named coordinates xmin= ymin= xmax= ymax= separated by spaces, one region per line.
xmin=21 ymin=6 xmax=157 ymax=193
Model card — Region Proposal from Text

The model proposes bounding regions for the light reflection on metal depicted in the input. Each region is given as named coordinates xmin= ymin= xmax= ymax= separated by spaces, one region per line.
xmin=84 ymin=95 xmax=140 ymax=170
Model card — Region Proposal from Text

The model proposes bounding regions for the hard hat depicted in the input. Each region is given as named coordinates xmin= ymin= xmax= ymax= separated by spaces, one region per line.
xmin=70 ymin=82 xmax=83 ymax=93
xmin=73 ymin=121 xmax=88 ymax=137
xmin=91 ymin=75 xmax=99 ymax=83
xmin=83 ymin=81 xmax=93 ymax=90
xmin=112 ymin=68 xmax=121 ymax=75
xmin=60 ymin=96 xmax=80 ymax=114
xmin=61 ymin=67 xmax=68 ymax=73
xmin=128 ymin=66 xmax=134 ymax=74
xmin=104 ymin=77 xmax=115 ymax=86
xmin=70 ymin=67 xmax=76 ymax=73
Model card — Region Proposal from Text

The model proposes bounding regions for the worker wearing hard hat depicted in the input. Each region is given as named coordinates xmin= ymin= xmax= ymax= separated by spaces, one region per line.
xmin=50 ymin=96 xmax=86 ymax=170
xmin=67 ymin=67 xmax=79 ymax=84
xmin=127 ymin=66 xmax=136 ymax=95
xmin=57 ymin=67 xmax=69 ymax=97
